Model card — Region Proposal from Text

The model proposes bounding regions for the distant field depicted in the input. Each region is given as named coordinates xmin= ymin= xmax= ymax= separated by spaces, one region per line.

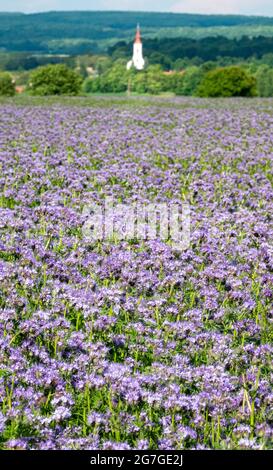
xmin=0 ymin=96 xmax=272 ymax=449
xmin=1 ymin=94 xmax=273 ymax=111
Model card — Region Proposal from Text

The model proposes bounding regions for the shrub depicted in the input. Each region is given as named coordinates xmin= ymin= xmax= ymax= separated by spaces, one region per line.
xmin=197 ymin=66 xmax=257 ymax=97
xmin=29 ymin=64 xmax=83 ymax=96
xmin=0 ymin=72 xmax=15 ymax=96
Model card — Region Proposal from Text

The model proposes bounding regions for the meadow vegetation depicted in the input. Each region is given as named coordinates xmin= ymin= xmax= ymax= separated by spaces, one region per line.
xmin=0 ymin=96 xmax=272 ymax=449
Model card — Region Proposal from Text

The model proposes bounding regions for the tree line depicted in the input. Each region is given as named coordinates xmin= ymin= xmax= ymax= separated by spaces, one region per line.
xmin=83 ymin=61 xmax=257 ymax=97
xmin=2 ymin=61 xmax=273 ymax=98
xmin=2 ymin=34 xmax=273 ymax=75
xmin=110 ymin=35 xmax=273 ymax=66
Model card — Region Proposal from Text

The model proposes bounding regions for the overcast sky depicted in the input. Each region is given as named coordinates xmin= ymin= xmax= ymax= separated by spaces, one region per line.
xmin=2 ymin=1 xmax=273 ymax=16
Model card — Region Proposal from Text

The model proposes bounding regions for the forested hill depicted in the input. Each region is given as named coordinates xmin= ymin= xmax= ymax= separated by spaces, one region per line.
xmin=2 ymin=11 xmax=273 ymax=54
xmin=110 ymin=36 xmax=273 ymax=63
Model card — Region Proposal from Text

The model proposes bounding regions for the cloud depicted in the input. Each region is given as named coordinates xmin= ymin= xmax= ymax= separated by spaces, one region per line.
xmin=9 ymin=0 xmax=59 ymax=13
xmin=96 ymin=0 xmax=169 ymax=11
xmin=171 ymin=1 xmax=237 ymax=14
xmin=5 ymin=0 xmax=173 ymax=13
xmin=170 ymin=0 xmax=273 ymax=15
xmin=4 ymin=0 xmax=273 ymax=15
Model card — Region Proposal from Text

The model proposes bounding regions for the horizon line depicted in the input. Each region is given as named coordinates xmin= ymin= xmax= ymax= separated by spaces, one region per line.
xmin=0 ymin=10 xmax=273 ymax=19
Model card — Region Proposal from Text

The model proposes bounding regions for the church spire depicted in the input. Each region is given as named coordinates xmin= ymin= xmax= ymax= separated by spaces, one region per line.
xmin=135 ymin=23 xmax=142 ymax=44
xmin=126 ymin=23 xmax=145 ymax=71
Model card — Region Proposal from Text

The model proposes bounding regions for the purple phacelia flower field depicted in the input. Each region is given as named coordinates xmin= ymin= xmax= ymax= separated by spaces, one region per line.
xmin=0 ymin=98 xmax=273 ymax=450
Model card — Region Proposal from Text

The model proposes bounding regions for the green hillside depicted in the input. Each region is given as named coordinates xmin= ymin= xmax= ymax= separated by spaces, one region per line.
xmin=1 ymin=11 xmax=273 ymax=54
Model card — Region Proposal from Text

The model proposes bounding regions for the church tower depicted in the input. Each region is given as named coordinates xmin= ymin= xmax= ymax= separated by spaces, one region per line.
xmin=127 ymin=24 xmax=145 ymax=71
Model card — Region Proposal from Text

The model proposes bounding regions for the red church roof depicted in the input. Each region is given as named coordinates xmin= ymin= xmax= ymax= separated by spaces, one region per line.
xmin=135 ymin=24 xmax=142 ymax=44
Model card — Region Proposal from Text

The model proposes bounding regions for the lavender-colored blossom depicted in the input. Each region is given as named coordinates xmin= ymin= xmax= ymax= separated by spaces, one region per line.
xmin=0 ymin=98 xmax=273 ymax=450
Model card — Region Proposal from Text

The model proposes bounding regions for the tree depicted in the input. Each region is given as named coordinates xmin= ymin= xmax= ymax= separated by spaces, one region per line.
xmin=175 ymin=66 xmax=204 ymax=96
xmin=172 ymin=72 xmax=186 ymax=95
xmin=131 ymin=71 xmax=147 ymax=94
xmin=82 ymin=76 xmax=100 ymax=93
xmin=145 ymin=65 xmax=165 ymax=94
xmin=28 ymin=64 xmax=83 ymax=96
xmin=83 ymin=60 xmax=130 ymax=94
xmin=197 ymin=66 xmax=257 ymax=97
xmin=261 ymin=53 xmax=273 ymax=67
xmin=256 ymin=65 xmax=273 ymax=97
xmin=101 ymin=61 xmax=129 ymax=93
xmin=0 ymin=72 xmax=15 ymax=96
xmin=149 ymin=51 xmax=172 ymax=70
